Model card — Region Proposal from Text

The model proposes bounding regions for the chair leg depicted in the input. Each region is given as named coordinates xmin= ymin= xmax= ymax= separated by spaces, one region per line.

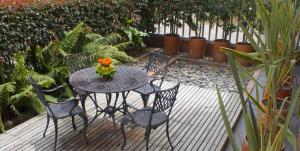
xmin=120 ymin=119 xmax=128 ymax=150
xmin=43 ymin=115 xmax=50 ymax=138
xmin=141 ymin=94 xmax=150 ymax=107
xmin=166 ymin=120 xmax=174 ymax=151
xmin=79 ymin=113 xmax=89 ymax=145
xmin=145 ymin=128 xmax=151 ymax=151
xmin=72 ymin=115 xmax=77 ymax=130
xmin=111 ymin=113 xmax=116 ymax=129
xmin=53 ymin=119 xmax=58 ymax=151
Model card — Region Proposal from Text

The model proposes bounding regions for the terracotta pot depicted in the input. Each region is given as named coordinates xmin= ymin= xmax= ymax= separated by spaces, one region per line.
xmin=277 ymin=85 xmax=292 ymax=99
xmin=264 ymin=77 xmax=292 ymax=99
xmin=212 ymin=39 xmax=230 ymax=63
xmin=260 ymin=98 xmax=290 ymax=120
xmin=188 ymin=37 xmax=207 ymax=59
xmin=164 ymin=34 xmax=180 ymax=56
xmin=235 ymin=42 xmax=254 ymax=66
xmin=242 ymin=135 xmax=285 ymax=151
xmin=242 ymin=136 xmax=249 ymax=151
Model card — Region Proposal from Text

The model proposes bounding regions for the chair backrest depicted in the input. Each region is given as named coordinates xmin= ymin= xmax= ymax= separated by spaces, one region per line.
xmin=28 ymin=76 xmax=54 ymax=116
xmin=65 ymin=53 xmax=96 ymax=74
xmin=152 ymin=80 xmax=180 ymax=115
xmin=145 ymin=52 xmax=171 ymax=76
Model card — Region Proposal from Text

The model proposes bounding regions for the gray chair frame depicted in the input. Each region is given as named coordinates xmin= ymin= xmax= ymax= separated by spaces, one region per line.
xmin=29 ymin=76 xmax=88 ymax=151
xmin=121 ymin=79 xmax=180 ymax=151
xmin=133 ymin=52 xmax=171 ymax=107
xmin=64 ymin=53 xmax=101 ymax=122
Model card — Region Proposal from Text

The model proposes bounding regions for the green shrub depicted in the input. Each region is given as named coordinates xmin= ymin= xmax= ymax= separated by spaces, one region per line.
xmin=0 ymin=0 xmax=150 ymax=55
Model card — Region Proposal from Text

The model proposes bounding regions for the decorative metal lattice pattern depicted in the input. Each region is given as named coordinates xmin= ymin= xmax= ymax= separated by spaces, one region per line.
xmin=69 ymin=66 xmax=149 ymax=93
xmin=65 ymin=53 xmax=96 ymax=74
xmin=153 ymin=81 xmax=180 ymax=112
xmin=145 ymin=52 xmax=171 ymax=75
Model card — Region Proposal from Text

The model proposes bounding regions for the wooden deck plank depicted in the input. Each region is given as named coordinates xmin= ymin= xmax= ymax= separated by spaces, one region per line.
xmin=183 ymin=92 xmax=236 ymax=151
xmin=180 ymin=92 xmax=230 ymax=150
xmin=0 ymin=82 xmax=243 ymax=151
xmin=201 ymin=94 xmax=240 ymax=151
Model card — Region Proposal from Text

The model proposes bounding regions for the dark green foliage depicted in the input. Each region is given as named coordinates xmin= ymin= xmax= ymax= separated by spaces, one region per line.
xmin=0 ymin=0 xmax=150 ymax=55
xmin=0 ymin=53 xmax=56 ymax=133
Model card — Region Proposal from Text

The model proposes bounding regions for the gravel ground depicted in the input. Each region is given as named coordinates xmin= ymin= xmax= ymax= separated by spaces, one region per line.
xmin=131 ymin=52 xmax=248 ymax=93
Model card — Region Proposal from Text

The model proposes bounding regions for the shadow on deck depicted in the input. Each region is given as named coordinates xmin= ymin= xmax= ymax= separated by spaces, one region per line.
xmin=0 ymin=82 xmax=241 ymax=151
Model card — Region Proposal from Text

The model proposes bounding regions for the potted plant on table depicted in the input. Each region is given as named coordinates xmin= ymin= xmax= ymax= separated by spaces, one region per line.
xmin=211 ymin=0 xmax=237 ymax=63
xmin=96 ymin=57 xmax=116 ymax=81
xmin=218 ymin=0 xmax=300 ymax=150
xmin=159 ymin=0 xmax=183 ymax=56
xmin=184 ymin=0 xmax=208 ymax=59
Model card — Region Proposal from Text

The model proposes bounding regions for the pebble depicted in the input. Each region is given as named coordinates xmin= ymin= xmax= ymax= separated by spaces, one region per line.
xmin=131 ymin=53 xmax=249 ymax=93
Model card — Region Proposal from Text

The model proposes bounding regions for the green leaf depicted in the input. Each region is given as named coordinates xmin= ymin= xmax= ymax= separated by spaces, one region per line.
xmin=216 ymin=85 xmax=239 ymax=151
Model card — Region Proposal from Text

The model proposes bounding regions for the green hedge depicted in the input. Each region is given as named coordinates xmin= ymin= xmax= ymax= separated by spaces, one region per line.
xmin=0 ymin=0 xmax=150 ymax=54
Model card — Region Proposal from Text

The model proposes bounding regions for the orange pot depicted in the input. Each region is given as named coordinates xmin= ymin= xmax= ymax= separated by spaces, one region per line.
xmin=242 ymin=136 xmax=249 ymax=151
xmin=235 ymin=42 xmax=254 ymax=66
xmin=261 ymin=98 xmax=290 ymax=116
xmin=188 ymin=37 xmax=207 ymax=59
xmin=164 ymin=34 xmax=180 ymax=56
xmin=264 ymin=77 xmax=292 ymax=99
xmin=212 ymin=39 xmax=230 ymax=63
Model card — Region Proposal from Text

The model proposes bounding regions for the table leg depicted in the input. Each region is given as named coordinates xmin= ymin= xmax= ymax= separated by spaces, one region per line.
xmin=121 ymin=91 xmax=130 ymax=115
xmin=79 ymin=94 xmax=88 ymax=120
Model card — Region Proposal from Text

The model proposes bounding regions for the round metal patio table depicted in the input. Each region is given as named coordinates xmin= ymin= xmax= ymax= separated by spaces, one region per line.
xmin=69 ymin=66 xmax=149 ymax=126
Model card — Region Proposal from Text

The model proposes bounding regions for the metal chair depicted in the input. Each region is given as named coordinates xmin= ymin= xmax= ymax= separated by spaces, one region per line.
xmin=133 ymin=52 xmax=171 ymax=107
xmin=29 ymin=76 xmax=88 ymax=151
xmin=64 ymin=53 xmax=96 ymax=97
xmin=64 ymin=53 xmax=100 ymax=116
xmin=121 ymin=79 xmax=180 ymax=151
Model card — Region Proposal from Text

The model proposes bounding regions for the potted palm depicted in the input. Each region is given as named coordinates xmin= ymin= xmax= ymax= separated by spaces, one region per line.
xmin=211 ymin=0 xmax=237 ymax=63
xmin=159 ymin=0 xmax=182 ymax=56
xmin=218 ymin=0 xmax=300 ymax=150
xmin=221 ymin=0 xmax=300 ymax=99
xmin=184 ymin=1 xmax=207 ymax=59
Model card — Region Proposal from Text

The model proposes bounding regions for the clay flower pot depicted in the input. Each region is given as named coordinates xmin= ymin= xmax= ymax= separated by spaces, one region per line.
xmin=264 ymin=76 xmax=292 ymax=99
xmin=212 ymin=39 xmax=230 ymax=63
xmin=235 ymin=42 xmax=254 ymax=66
xmin=188 ymin=37 xmax=207 ymax=59
xmin=164 ymin=34 xmax=180 ymax=56
xmin=259 ymin=98 xmax=290 ymax=127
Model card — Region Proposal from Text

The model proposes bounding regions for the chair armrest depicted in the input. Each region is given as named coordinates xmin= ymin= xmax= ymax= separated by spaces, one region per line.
xmin=42 ymin=85 xmax=65 ymax=93
xmin=50 ymin=97 xmax=78 ymax=105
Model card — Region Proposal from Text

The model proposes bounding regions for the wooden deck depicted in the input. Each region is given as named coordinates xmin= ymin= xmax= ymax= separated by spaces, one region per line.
xmin=0 ymin=82 xmax=241 ymax=151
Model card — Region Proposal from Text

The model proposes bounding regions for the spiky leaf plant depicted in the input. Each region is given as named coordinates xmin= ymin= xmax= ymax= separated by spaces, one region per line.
xmin=218 ymin=0 xmax=300 ymax=150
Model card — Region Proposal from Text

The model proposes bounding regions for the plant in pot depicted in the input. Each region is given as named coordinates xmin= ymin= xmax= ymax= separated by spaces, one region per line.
xmin=211 ymin=0 xmax=237 ymax=63
xmin=221 ymin=0 xmax=300 ymax=100
xmin=234 ymin=0 xmax=257 ymax=66
xmin=217 ymin=58 xmax=299 ymax=151
xmin=218 ymin=0 xmax=300 ymax=150
xmin=159 ymin=0 xmax=183 ymax=56
xmin=184 ymin=0 xmax=208 ymax=59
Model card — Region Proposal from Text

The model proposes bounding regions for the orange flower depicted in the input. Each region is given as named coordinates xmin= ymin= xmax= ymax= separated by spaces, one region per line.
xmin=98 ymin=57 xmax=112 ymax=66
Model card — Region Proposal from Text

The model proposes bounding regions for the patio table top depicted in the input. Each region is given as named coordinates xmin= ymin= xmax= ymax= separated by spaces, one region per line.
xmin=69 ymin=66 xmax=150 ymax=93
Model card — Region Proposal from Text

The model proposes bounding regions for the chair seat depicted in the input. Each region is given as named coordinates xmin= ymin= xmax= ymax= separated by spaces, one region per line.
xmin=47 ymin=101 xmax=84 ymax=119
xmin=134 ymin=83 xmax=161 ymax=95
xmin=125 ymin=107 xmax=168 ymax=128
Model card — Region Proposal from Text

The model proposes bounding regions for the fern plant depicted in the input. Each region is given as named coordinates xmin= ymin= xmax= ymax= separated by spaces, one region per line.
xmin=0 ymin=53 xmax=55 ymax=133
